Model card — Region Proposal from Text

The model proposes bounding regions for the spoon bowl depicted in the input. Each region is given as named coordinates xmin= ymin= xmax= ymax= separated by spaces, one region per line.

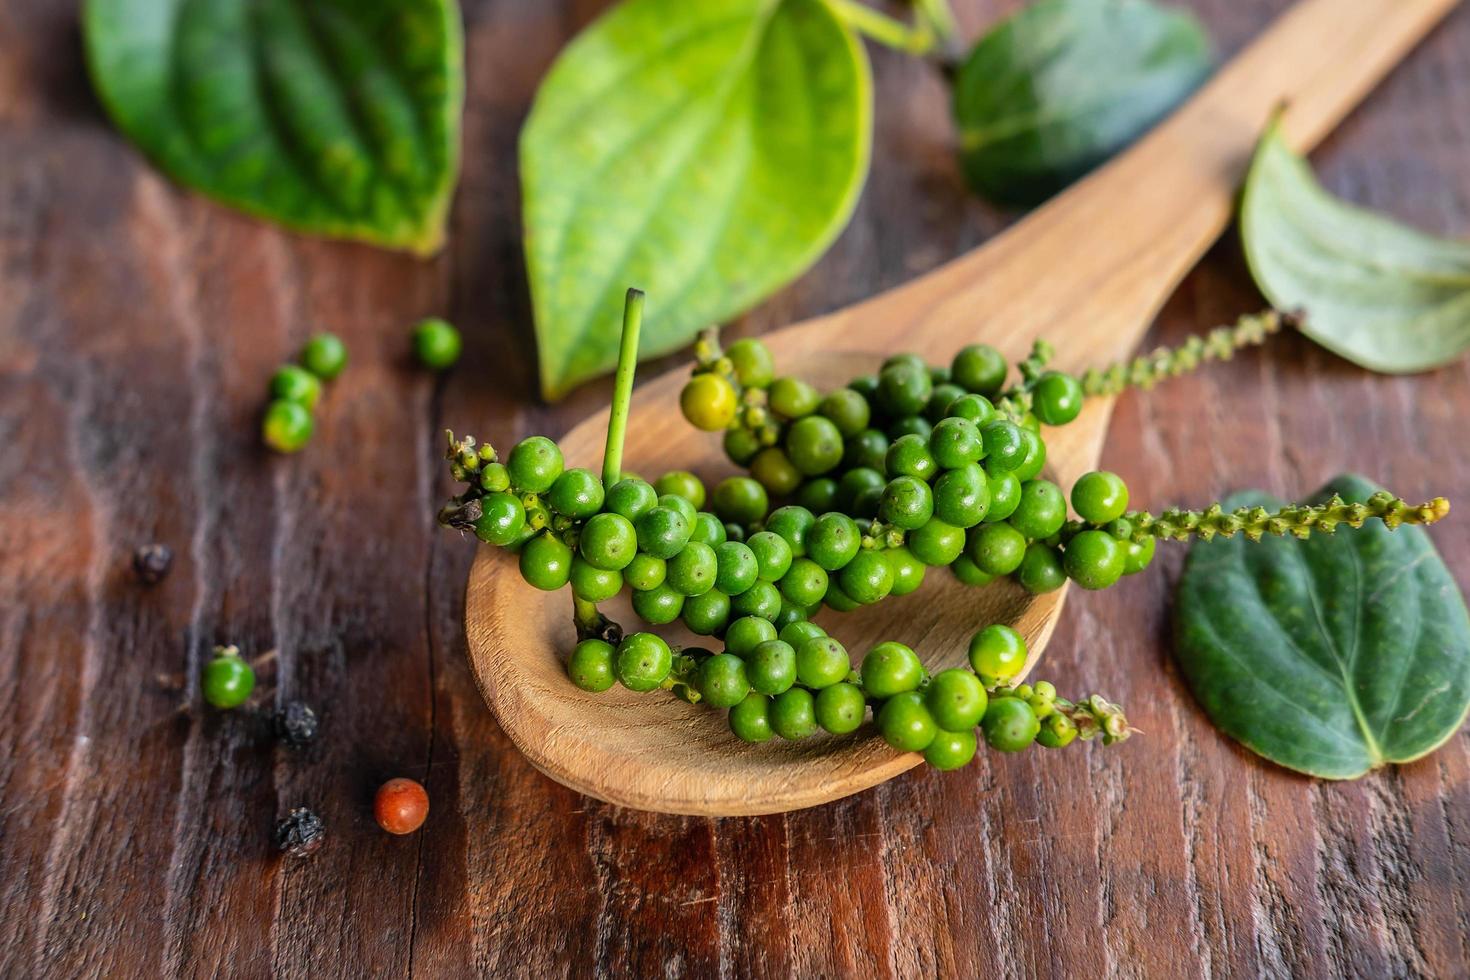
xmin=466 ymin=0 xmax=1459 ymax=814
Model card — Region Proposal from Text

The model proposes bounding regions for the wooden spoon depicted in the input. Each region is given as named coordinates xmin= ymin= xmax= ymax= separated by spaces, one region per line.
xmin=467 ymin=0 xmax=1460 ymax=816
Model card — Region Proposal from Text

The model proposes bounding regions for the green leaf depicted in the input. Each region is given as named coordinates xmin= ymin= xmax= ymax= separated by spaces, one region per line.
xmin=952 ymin=0 xmax=1211 ymax=207
xmin=83 ymin=0 xmax=464 ymax=255
xmin=520 ymin=0 xmax=871 ymax=399
xmin=1241 ymin=119 xmax=1470 ymax=373
xmin=1175 ymin=474 xmax=1470 ymax=779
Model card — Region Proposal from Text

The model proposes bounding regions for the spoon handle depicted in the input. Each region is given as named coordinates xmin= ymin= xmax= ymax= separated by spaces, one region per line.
xmin=802 ymin=0 xmax=1460 ymax=370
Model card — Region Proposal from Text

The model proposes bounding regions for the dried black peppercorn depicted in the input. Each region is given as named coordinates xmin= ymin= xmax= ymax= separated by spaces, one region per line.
xmin=273 ymin=807 xmax=325 ymax=859
xmin=273 ymin=701 xmax=319 ymax=748
xmin=132 ymin=544 xmax=173 ymax=585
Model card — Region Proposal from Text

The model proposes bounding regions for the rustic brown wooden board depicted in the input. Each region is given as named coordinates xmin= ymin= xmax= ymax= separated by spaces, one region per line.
xmin=1 ymin=1 xmax=1467 ymax=976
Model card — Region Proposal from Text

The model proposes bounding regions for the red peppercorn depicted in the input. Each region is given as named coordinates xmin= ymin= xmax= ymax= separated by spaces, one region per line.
xmin=374 ymin=777 xmax=429 ymax=835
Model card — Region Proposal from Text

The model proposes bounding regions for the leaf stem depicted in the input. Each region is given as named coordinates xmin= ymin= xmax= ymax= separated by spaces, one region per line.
xmin=603 ymin=288 xmax=644 ymax=487
xmin=828 ymin=0 xmax=935 ymax=54
xmin=912 ymin=0 xmax=959 ymax=44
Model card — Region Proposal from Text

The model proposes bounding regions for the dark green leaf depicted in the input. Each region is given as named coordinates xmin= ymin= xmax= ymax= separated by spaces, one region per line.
xmin=520 ymin=0 xmax=871 ymax=399
xmin=84 ymin=0 xmax=464 ymax=255
xmin=1176 ymin=474 xmax=1470 ymax=779
xmin=952 ymin=0 xmax=1211 ymax=207
xmin=1241 ymin=118 xmax=1470 ymax=373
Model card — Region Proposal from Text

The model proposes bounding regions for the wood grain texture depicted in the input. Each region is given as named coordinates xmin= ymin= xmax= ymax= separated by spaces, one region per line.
xmin=2 ymin=0 xmax=1469 ymax=975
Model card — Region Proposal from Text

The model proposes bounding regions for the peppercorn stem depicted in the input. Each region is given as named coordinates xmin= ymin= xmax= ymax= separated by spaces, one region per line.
xmin=828 ymin=0 xmax=935 ymax=53
xmin=603 ymin=288 xmax=644 ymax=488
xmin=1081 ymin=309 xmax=1293 ymax=398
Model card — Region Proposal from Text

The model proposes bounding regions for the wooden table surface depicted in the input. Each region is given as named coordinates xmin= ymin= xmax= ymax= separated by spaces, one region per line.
xmin=4 ymin=1 xmax=1470 ymax=976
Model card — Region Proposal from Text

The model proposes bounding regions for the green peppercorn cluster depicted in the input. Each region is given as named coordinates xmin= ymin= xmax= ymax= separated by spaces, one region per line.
xmin=263 ymin=332 xmax=348 ymax=454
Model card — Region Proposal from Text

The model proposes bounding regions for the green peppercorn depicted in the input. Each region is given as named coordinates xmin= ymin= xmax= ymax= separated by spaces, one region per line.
xmin=681 ymin=373 xmax=740 ymax=431
xmin=729 ymin=693 xmax=775 ymax=742
xmin=724 ymin=427 xmax=762 ymax=466
xmin=631 ymin=583 xmax=684 ymax=624
xmin=474 ymin=492 xmax=526 ymax=546
xmin=579 ymin=513 xmax=638 ymax=570
xmin=689 ymin=512 xmax=727 ymax=548
xmin=262 ymin=400 xmax=313 ymax=453
xmin=838 ymin=549 xmax=894 ymax=604
xmin=727 ymin=338 xmax=775 ymax=388
xmin=879 ymin=476 xmax=934 ymax=531
xmin=713 ymin=477 xmax=769 ymax=527
xmin=793 ymin=636 xmax=849 ymax=689
xmin=878 ymin=692 xmax=938 ymax=752
xmin=605 ymin=477 xmax=658 ymax=521
xmin=656 ymin=493 xmax=697 ymax=526
xmin=667 ymin=541 xmax=718 ymax=596
xmin=769 ymin=377 xmax=820 ymax=419
xmin=843 ymin=428 xmax=890 ymax=471
xmin=823 ymin=580 xmax=861 ymax=613
xmin=202 ymin=647 xmax=255 ymax=709
xmin=652 ymin=470 xmax=706 ymax=510
xmin=746 ymin=640 xmax=797 ymax=695
xmin=985 ymin=471 xmax=1022 ymax=523
xmin=883 ymin=352 xmax=928 ymax=374
xmin=925 ymin=383 xmax=967 ymax=424
xmin=270 ymin=364 xmax=322 ymax=409
xmin=885 ymin=433 xmax=938 ymax=482
xmin=1037 ymin=711 xmax=1079 ymax=748
xmin=1071 ymin=471 xmax=1130 ymax=525
xmin=568 ymin=638 xmax=617 ymax=692
xmin=1123 ymin=535 xmax=1156 ymax=575
xmin=807 ymin=513 xmax=861 ymax=571
xmin=1009 ymin=429 xmax=1046 ymax=483
xmin=968 ymin=624 xmax=1027 ymax=686
xmin=773 ymin=598 xmax=810 ymax=631
xmin=951 ymin=344 xmax=1007 ymax=395
xmin=746 ymin=531 xmax=793 ymax=582
xmin=924 ymin=729 xmax=978 ymax=770
xmin=634 ymin=506 xmax=692 ymax=560
xmin=950 ymin=554 xmax=995 ymax=587
xmin=785 ymin=415 xmax=844 ymax=476
xmin=946 ymin=392 xmax=995 ymax=426
xmin=817 ymin=388 xmax=871 ymax=437
xmin=1032 ymin=371 xmax=1084 ymax=426
xmin=925 ymin=669 xmax=988 ymax=731
xmin=887 ymin=415 xmax=933 ymax=442
xmin=731 ymin=580 xmax=782 ymax=621
xmin=480 ymin=462 xmax=511 ymax=493
xmin=547 ymin=468 xmax=605 ymax=519
xmin=848 ymin=374 xmax=880 ymax=401
xmin=877 ymin=363 xmax=932 ymax=417
xmin=778 ymin=557 xmax=829 ymax=608
xmin=682 ymin=588 xmax=731 ymax=635
xmin=908 ymin=518 xmax=966 ymax=566
xmin=301 ymin=332 xmax=347 ymax=380
xmin=615 ymin=632 xmax=672 ymax=692
xmin=929 ymin=417 xmax=983 ymax=470
xmin=714 ymin=541 xmax=760 ymax=596
xmin=697 ymin=653 xmax=751 ymax=708
xmin=763 ymin=506 xmax=813 ymax=557
xmin=519 ymin=532 xmax=573 ymax=591
xmin=615 ymin=554 xmax=661 ymax=593
xmin=780 ymin=619 xmax=825 ymax=646
xmin=967 ymin=522 xmax=1026 ymax=575
xmin=815 ymin=682 xmax=867 ymax=734
xmin=861 ymin=641 xmax=923 ymax=697
xmin=769 ymin=687 xmax=818 ymax=740
xmin=1016 ymin=542 xmax=1067 ymax=594
xmin=507 ymin=436 xmax=564 ymax=493
xmin=979 ymin=420 xmax=1025 ymax=473
xmin=885 ymin=546 xmax=926 ymax=596
xmin=1008 ymin=479 xmax=1067 ymax=540
xmin=796 ymin=477 xmax=839 ymax=514
xmin=570 ymin=557 xmax=623 ymax=602
xmin=413 ymin=317 xmax=462 ymax=370
xmin=933 ymin=463 xmax=991 ymax=528
xmin=750 ymin=447 xmax=803 ymax=496
xmin=1063 ymin=530 xmax=1126 ymax=590
xmin=725 ymin=615 xmax=779 ymax=657
xmin=834 ymin=467 xmax=885 ymax=513
xmin=982 ymin=697 xmax=1040 ymax=751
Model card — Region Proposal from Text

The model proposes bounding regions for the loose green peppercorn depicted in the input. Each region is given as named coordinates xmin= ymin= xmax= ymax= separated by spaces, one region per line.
xmin=950 ymin=554 xmax=995 ymax=587
xmin=1009 ymin=480 xmax=1067 ymax=540
xmin=925 ymin=669 xmax=988 ymax=731
xmin=262 ymin=400 xmax=313 ymax=453
xmin=951 ymin=343 xmax=1007 ymax=395
xmin=878 ymin=692 xmax=938 ymax=752
xmin=843 ymin=429 xmax=890 ymax=471
xmin=770 ymin=687 xmax=818 ymax=740
xmin=714 ymin=541 xmax=759 ymax=596
xmin=1123 ymin=535 xmax=1156 ymax=575
xmin=301 ymin=332 xmax=347 ymax=380
xmin=579 ymin=512 xmax=638 ymax=570
xmin=1016 ymin=542 xmax=1067 ymax=594
xmin=731 ymin=580 xmax=782 ymax=621
xmin=729 ymin=693 xmax=775 ymax=742
xmin=713 ymin=477 xmax=769 ymax=526
xmin=807 ymin=513 xmax=861 ymax=571
xmin=567 ymin=638 xmax=617 ymax=692
xmin=794 ymin=636 xmax=850 ymax=689
xmin=698 ymin=653 xmax=751 ymax=708
xmin=616 ymin=632 xmax=672 ymax=692
xmin=785 ymin=415 xmax=845 ymax=476
xmin=1063 ymin=530 xmax=1126 ymax=590
xmin=979 ymin=420 xmax=1025 ymax=473
xmin=726 ymin=338 xmax=775 ymax=388
xmin=570 ymin=557 xmax=623 ymax=602
xmin=682 ymin=588 xmax=731 ymax=635
xmin=946 ymin=392 xmax=996 ymax=426
xmin=1071 ymin=471 xmax=1130 ymax=524
xmin=879 ymin=476 xmax=934 ymax=531
xmin=924 ymin=729 xmax=978 ymax=770
xmin=605 ymin=478 xmax=658 ymax=521
xmin=877 ymin=363 xmax=932 ymax=417
xmin=634 ymin=506 xmax=691 ymax=560
xmin=929 ymin=417 xmax=983 ymax=469
xmin=887 ymin=415 xmax=933 ymax=441
xmin=885 ymin=546 xmax=926 ymax=596
xmin=796 ymin=477 xmax=839 ymax=514
xmin=631 ymin=583 xmax=684 ymax=625
xmin=985 ymin=471 xmax=1022 ymax=523
xmin=681 ymin=373 xmax=740 ymax=431
xmin=933 ymin=463 xmax=991 ymax=528
xmin=480 ymin=462 xmax=511 ymax=493
xmin=982 ymin=697 xmax=1040 ymax=751
xmin=520 ymin=530 xmax=574 ymax=589
xmin=725 ymin=615 xmax=779 ymax=657
xmin=746 ymin=640 xmax=797 ymax=695
xmin=769 ymin=377 xmax=820 ymax=419
xmin=746 ymin=531 xmax=794 ymax=582
xmin=838 ymin=549 xmax=894 ymax=604
xmin=908 ymin=518 xmax=966 ymax=567
xmin=507 ymin=436 xmax=564 ymax=493
xmin=689 ymin=512 xmax=727 ymax=548
xmin=968 ymin=625 xmax=1027 ymax=686
xmin=861 ymin=641 xmax=923 ymax=697
xmin=724 ymin=428 xmax=762 ymax=466
xmin=474 ymin=492 xmax=526 ymax=546
xmin=779 ymin=558 xmax=829 ymax=607
xmin=1037 ymin=712 xmax=1079 ymax=748
xmin=818 ymin=388 xmax=872 ymax=437
xmin=202 ymin=648 xmax=255 ymax=709
xmin=667 ymin=541 xmax=718 ymax=596
xmin=652 ymin=470 xmax=706 ymax=510
xmin=270 ymin=364 xmax=322 ymax=409
xmin=967 ymin=522 xmax=1026 ymax=575
xmin=413 ymin=317 xmax=462 ymax=370
xmin=1032 ymin=371 xmax=1084 ymax=426
xmin=747 ymin=448 xmax=801 ymax=496
xmin=548 ymin=468 xmax=605 ymax=519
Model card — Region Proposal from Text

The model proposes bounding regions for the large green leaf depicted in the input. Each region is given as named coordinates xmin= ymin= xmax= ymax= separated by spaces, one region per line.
xmin=520 ymin=0 xmax=871 ymax=399
xmin=1241 ymin=119 xmax=1470 ymax=373
xmin=952 ymin=0 xmax=1210 ymax=208
xmin=84 ymin=0 xmax=463 ymax=255
xmin=1176 ymin=474 xmax=1470 ymax=779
